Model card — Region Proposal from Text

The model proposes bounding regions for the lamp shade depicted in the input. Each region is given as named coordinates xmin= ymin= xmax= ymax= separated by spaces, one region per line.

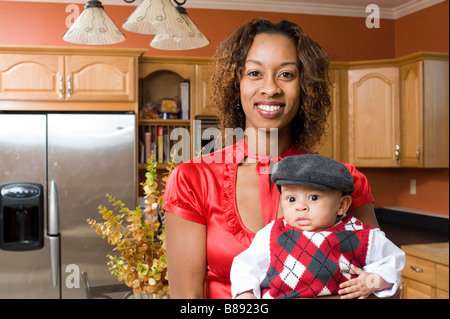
xmin=150 ymin=12 xmax=209 ymax=50
xmin=122 ymin=0 xmax=192 ymax=35
xmin=63 ymin=0 xmax=125 ymax=45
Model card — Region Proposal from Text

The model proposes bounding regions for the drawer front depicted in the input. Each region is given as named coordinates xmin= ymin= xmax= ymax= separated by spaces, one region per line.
xmin=436 ymin=263 xmax=449 ymax=291
xmin=401 ymin=277 xmax=435 ymax=299
xmin=403 ymin=255 xmax=436 ymax=286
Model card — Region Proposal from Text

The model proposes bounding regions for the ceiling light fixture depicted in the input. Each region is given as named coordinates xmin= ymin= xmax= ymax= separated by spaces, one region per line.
xmin=122 ymin=0 xmax=188 ymax=35
xmin=63 ymin=0 xmax=125 ymax=45
xmin=63 ymin=0 xmax=208 ymax=50
xmin=150 ymin=1 xmax=209 ymax=50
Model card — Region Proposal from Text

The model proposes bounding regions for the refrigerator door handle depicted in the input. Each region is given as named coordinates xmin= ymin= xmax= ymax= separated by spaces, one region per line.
xmin=48 ymin=180 xmax=59 ymax=235
xmin=49 ymin=236 xmax=60 ymax=288
xmin=48 ymin=180 xmax=60 ymax=288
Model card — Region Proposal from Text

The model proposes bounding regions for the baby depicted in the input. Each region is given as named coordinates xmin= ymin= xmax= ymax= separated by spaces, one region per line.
xmin=230 ymin=154 xmax=405 ymax=299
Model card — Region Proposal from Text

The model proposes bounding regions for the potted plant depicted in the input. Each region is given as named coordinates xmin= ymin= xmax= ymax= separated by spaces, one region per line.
xmin=87 ymin=153 xmax=174 ymax=298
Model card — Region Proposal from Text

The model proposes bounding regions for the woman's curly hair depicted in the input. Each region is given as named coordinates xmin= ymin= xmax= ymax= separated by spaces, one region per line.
xmin=209 ymin=18 xmax=331 ymax=152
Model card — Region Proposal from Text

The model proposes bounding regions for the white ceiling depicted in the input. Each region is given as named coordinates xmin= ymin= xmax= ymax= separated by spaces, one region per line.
xmin=6 ymin=0 xmax=446 ymax=19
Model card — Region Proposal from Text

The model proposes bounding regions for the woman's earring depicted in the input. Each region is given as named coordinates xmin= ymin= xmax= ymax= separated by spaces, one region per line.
xmin=236 ymin=98 xmax=241 ymax=110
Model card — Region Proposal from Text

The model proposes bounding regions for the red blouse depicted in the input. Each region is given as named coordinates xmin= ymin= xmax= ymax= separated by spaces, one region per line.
xmin=163 ymin=139 xmax=374 ymax=299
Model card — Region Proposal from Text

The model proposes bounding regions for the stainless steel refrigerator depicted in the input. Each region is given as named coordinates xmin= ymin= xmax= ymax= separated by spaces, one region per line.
xmin=0 ymin=113 xmax=136 ymax=298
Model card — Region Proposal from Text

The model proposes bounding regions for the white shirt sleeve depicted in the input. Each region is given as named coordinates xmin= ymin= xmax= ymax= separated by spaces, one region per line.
xmin=363 ymin=229 xmax=406 ymax=298
xmin=230 ymin=221 xmax=273 ymax=299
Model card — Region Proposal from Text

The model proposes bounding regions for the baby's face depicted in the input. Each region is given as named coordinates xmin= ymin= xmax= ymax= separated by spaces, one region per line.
xmin=280 ymin=184 xmax=351 ymax=231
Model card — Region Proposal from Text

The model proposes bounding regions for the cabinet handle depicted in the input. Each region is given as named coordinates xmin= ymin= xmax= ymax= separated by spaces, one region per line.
xmin=67 ymin=75 xmax=72 ymax=99
xmin=59 ymin=75 xmax=64 ymax=99
xmin=395 ymin=145 xmax=400 ymax=165
xmin=416 ymin=145 xmax=421 ymax=165
xmin=410 ymin=265 xmax=424 ymax=273
xmin=399 ymin=281 xmax=404 ymax=299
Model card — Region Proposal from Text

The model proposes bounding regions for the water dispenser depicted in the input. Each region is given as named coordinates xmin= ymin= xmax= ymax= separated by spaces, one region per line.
xmin=0 ymin=183 xmax=44 ymax=251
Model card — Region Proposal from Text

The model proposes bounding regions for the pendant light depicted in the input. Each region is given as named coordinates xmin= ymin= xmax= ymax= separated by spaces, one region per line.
xmin=63 ymin=0 xmax=125 ymax=45
xmin=150 ymin=1 xmax=209 ymax=50
xmin=122 ymin=0 xmax=191 ymax=35
xmin=62 ymin=0 xmax=208 ymax=50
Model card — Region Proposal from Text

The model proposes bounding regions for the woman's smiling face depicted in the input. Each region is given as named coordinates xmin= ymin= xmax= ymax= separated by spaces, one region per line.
xmin=240 ymin=33 xmax=301 ymax=135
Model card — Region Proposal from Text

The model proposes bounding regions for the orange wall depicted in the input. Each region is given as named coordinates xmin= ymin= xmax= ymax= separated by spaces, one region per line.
xmin=1 ymin=1 xmax=447 ymax=59
xmin=360 ymin=168 xmax=449 ymax=217
xmin=0 ymin=1 xmax=448 ymax=216
xmin=0 ymin=1 xmax=395 ymax=61
xmin=395 ymin=0 xmax=449 ymax=57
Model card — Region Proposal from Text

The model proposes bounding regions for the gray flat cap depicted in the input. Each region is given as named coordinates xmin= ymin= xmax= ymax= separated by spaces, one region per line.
xmin=271 ymin=154 xmax=355 ymax=195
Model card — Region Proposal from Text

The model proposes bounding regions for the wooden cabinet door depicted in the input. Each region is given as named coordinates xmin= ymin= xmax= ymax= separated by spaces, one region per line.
xmin=401 ymin=59 xmax=449 ymax=168
xmin=0 ymin=54 xmax=64 ymax=100
xmin=194 ymin=63 xmax=217 ymax=117
xmin=65 ymin=55 xmax=135 ymax=101
xmin=400 ymin=61 xmax=423 ymax=167
xmin=402 ymin=277 xmax=436 ymax=299
xmin=348 ymin=67 xmax=400 ymax=167
xmin=315 ymin=68 xmax=341 ymax=160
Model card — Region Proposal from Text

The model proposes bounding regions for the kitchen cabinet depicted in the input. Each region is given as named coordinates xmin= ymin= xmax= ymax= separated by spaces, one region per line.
xmin=194 ymin=63 xmax=217 ymax=116
xmin=314 ymin=67 xmax=342 ymax=160
xmin=137 ymin=57 xmax=212 ymax=179
xmin=347 ymin=65 xmax=400 ymax=167
xmin=401 ymin=242 xmax=449 ymax=299
xmin=344 ymin=52 xmax=448 ymax=167
xmin=0 ymin=47 xmax=144 ymax=110
xmin=138 ymin=57 xmax=195 ymax=171
xmin=0 ymin=53 xmax=63 ymax=101
xmin=399 ymin=55 xmax=449 ymax=167
xmin=65 ymin=55 xmax=136 ymax=102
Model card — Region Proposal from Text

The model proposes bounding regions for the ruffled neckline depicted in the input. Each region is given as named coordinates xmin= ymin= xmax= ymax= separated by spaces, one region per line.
xmin=222 ymin=139 xmax=304 ymax=246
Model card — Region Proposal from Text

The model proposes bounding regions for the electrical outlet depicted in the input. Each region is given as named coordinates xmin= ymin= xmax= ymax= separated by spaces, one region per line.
xmin=410 ymin=179 xmax=416 ymax=195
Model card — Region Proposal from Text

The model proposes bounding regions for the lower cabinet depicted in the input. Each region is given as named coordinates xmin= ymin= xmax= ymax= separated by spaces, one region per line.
xmin=401 ymin=242 xmax=449 ymax=299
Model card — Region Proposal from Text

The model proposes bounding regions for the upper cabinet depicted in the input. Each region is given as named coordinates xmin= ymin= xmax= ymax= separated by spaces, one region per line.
xmin=314 ymin=67 xmax=342 ymax=161
xmin=399 ymin=56 xmax=449 ymax=168
xmin=65 ymin=55 xmax=136 ymax=102
xmin=0 ymin=53 xmax=64 ymax=101
xmin=344 ymin=53 xmax=448 ymax=168
xmin=194 ymin=63 xmax=217 ymax=117
xmin=0 ymin=47 xmax=144 ymax=110
xmin=347 ymin=65 xmax=400 ymax=167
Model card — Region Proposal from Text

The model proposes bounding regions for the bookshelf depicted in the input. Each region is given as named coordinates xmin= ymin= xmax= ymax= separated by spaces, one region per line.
xmin=138 ymin=58 xmax=194 ymax=197
xmin=138 ymin=119 xmax=191 ymax=170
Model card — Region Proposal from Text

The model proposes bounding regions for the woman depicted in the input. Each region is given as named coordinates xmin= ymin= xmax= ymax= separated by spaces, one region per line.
xmin=163 ymin=18 xmax=378 ymax=299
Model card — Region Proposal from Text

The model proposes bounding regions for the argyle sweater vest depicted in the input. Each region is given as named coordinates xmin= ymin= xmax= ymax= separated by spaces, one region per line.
xmin=261 ymin=215 xmax=374 ymax=299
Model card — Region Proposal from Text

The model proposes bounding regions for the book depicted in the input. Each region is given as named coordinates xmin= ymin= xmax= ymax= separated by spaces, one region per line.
xmin=139 ymin=139 xmax=145 ymax=164
xmin=145 ymin=132 xmax=152 ymax=162
xmin=179 ymin=81 xmax=190 ymax=120
xmin=164 ymin=133 xmax=170 ymax=163
xmin=157 ymin=126 xmax=164 ymax=163
xmin=152 ymin=142 xmax=157 ymax=161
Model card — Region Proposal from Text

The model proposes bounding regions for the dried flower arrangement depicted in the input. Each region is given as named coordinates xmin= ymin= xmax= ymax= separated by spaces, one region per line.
xmin=87 ymin=153 xmax=174 ymax=297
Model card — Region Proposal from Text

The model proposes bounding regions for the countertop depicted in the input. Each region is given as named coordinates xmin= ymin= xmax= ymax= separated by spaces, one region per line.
xmin=401 ymin=242 xmax=449 ymax=266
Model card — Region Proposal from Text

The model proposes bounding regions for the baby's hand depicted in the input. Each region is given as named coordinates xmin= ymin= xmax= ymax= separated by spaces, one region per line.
xmin=338 ymin=264 xmax=386 ymax=299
